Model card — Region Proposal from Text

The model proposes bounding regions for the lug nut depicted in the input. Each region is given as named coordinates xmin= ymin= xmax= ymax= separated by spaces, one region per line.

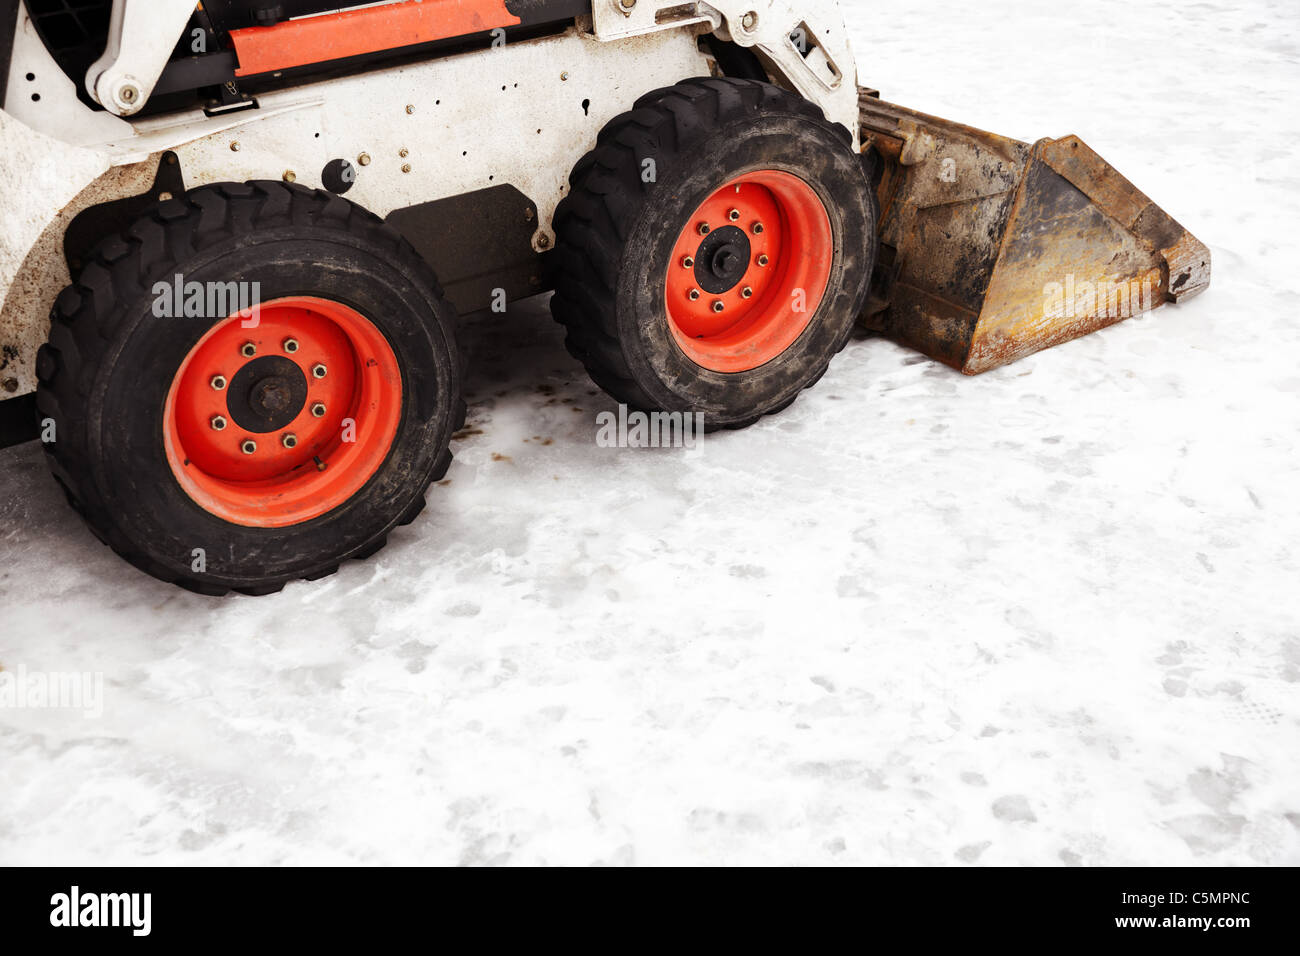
xmin=752 ymin=222 xmax=765 ymax=235
xmin=311 ymin=363 xmax=327 ymax=379
xmin=682 ymin=256 xmax=695 ymax=269
xmin=729 ymin=209 xmax=741 ymax=222
xmin=210 ymin=375 xmax=227 ymax=391
xmin=240 ymin=341 xmax=257 ymax=358
xmin=210 ymin=415 xmax=227 ymax=431
xmin=698 ymin=222 xmax=711 ymax=236
xmin=283 ymin=338 xmax=299 ymax=353
xmin=742 ymin=287 xmax=754 ymax=299
xmin=757 ymin=254 xmax=770 ymax=267
xmin=240 ymin=439 xmax=257 ymax=455
xmin=310 ymin=402 xmax=327 ymax=418
xmin=688 ymin=289 xmax=701 ymax=301
xmin=712 ymin=301 xmax=725 ymax=313
xmin=282 ymin=433 xmax=298 ymax=449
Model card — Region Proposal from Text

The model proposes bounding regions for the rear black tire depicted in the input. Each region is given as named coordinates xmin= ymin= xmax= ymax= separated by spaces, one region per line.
xmin=551 ymin=77 xmax=878 ymax=430
xmin=36 ymin=181 xmax=464 ymax=596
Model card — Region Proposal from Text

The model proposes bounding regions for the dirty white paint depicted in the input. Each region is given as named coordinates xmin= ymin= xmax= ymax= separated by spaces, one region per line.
xmin=164 ymin=26 xmax=712 ymax=243
xmin=0 ymin=114 xmax=110 ymax=397
xmin=3 ymin=10 xmax=132 ymax=144
xmin=0 ymin=0 xmax=1297 ymax=865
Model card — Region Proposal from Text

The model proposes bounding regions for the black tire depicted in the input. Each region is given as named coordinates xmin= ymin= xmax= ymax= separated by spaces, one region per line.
xmin=551 ymin=77 xmax=878 ymax=430
xmin=36 ymin=181 xmax=464 ymax=596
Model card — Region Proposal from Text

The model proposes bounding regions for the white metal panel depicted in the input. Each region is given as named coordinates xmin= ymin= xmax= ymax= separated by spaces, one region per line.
xmin=166 ymin=26 xmax=713 ymax=251
xmin=3 ymin=7 xmax=131 ymax=144
xmin=0 ymin=111 xmax=115 ymax=398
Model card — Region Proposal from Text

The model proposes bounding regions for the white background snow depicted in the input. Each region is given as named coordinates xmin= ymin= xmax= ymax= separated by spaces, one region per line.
xmin=1 ymin=0 xmax=1297 ymax=865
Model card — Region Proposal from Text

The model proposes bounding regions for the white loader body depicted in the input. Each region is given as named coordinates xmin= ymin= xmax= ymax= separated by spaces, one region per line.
xmin=0 ymin=0 xmax=859 ymax=403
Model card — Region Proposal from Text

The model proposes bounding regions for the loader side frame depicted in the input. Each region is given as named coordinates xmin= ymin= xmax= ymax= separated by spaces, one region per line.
xmin=2 ymin=1 xmax=864 ymax=440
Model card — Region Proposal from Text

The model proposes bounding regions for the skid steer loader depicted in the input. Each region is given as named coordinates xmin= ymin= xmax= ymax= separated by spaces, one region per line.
xmin=0 ymin=0 xmax=1209 ymax=594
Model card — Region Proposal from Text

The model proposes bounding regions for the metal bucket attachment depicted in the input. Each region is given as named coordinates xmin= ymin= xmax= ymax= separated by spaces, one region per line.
xmin=857 ymin=90 xmax=1210 ymax=374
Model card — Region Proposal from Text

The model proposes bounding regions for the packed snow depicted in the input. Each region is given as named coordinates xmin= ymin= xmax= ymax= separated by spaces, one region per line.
xmin=1 ymin=0 xmax=1297 ymax=865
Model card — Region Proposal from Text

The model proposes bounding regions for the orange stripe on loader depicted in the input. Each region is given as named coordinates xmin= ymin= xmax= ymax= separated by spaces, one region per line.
xmin=230 ymin=0 xmax=523 ymax=77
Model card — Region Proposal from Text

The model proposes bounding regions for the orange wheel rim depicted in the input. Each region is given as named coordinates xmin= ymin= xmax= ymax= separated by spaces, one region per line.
xmin=665 ymin=170 xmax=834 ymax=373
xmin=163 ymin=296 xmax=402 ymax=528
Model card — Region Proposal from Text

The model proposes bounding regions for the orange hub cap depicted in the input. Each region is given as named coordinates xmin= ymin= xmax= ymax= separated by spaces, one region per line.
xmin=665 ymin=170 xmax=834 ymax=373
xmin=163 ymin=296 xmax=402 ymax=528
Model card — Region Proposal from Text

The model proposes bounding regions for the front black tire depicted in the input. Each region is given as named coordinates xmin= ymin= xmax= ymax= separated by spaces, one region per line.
xmin=551 ymin=77 xmax=878 ymax=430
xmin=36 ymin=181 xmax=464 ymax=596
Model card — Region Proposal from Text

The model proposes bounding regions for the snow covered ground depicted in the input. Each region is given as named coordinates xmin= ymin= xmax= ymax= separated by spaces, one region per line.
xmin=1 ymin=0 xmax=1297 ymax=866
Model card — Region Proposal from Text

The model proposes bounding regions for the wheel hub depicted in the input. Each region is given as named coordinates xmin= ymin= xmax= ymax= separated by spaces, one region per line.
xmin=227 ymin=355 xmax=308 ymax=432
xmin=694 ymin=226 xmax=751 ymax=294
xmin=253 ymin=380 xmax=290 ymax=414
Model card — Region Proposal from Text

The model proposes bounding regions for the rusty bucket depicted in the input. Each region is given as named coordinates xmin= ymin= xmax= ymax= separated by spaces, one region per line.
xmin=857 ymin=91 xmax=1210 ymax=374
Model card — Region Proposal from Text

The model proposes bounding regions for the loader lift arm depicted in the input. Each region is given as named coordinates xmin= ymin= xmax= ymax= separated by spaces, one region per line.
xmin=85 ymin=0 xmax=199 ymax=115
